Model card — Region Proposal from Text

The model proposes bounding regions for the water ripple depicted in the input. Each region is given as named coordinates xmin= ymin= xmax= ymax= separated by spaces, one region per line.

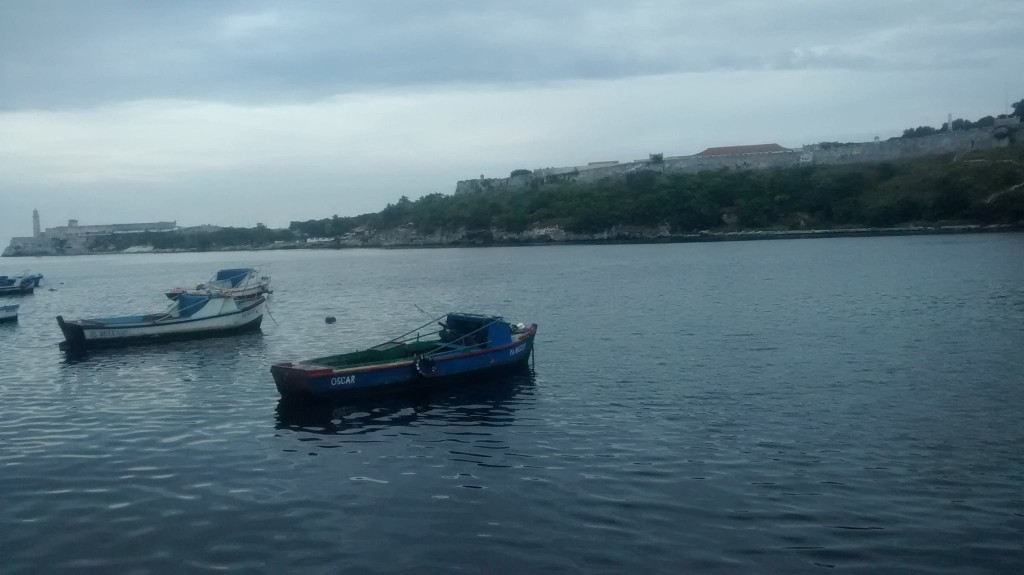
xmin=2 ymin=238 xmax=1023 ymax=572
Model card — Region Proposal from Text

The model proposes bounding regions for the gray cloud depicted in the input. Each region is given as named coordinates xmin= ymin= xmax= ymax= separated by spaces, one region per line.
xmin=0 ymin=1 xmax=1021 ymax=242
xmin=2 ymin=0 xmax=1021 ymax=109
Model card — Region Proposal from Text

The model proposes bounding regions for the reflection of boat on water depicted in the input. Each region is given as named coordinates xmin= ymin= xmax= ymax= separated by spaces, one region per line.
xmin=57 ymin=294 xmax=266 ymax=352
xmin=165 ymin=268 xmax=271 ymax=301
xmin=271 ymin=312 xmax=538 ymax=401
xmin=275 ymin=370 xmax=535 ymax=434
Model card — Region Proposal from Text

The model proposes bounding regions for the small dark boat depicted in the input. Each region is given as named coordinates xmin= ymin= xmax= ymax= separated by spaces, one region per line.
xmin=0 ymin=276 xmax=35 ymax=296
xmin=21 ymin=273 xmax=44 ymax=288
xmin=0 ymin=304 xmax=18 ymax=323
xmin=271 ymin=312 xmax=537 ymax=400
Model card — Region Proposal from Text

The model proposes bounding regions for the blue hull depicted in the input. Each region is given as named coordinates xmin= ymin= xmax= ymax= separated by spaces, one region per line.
xmin=272 ymin=326 xmax=536 ymax=400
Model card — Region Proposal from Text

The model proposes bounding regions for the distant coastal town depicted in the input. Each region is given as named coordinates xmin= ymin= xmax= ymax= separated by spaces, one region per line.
xmin=5 ymin=108 xmax=1023 ymax=257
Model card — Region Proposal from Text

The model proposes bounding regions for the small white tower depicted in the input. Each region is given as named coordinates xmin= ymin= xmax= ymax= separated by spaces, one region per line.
xmin=32 ymin=209 xmax=41 ymax=238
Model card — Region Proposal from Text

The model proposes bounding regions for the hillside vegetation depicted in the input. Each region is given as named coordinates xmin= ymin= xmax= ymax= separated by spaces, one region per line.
xmin=291 ymin=144 xmax=1024 ymax=238
xmin=78 ymin=144 xmax=1024 ymax=254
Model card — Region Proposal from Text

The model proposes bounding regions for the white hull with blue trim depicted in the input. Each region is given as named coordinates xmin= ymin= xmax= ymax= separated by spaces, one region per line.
xmin=57 ymin=295 xmax=266 ymax=351
xmin=0 ymin=273 xmax=38 ymax=296
xmin=165 ymin=268 xmax=271 ymax=300
xmin=0 ymin=304 xmax=18 ymax=323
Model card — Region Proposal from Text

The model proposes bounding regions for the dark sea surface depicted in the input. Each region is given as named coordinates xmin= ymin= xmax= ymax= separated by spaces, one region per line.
xmin=1 ymin=234 xmax=1022 ymax=573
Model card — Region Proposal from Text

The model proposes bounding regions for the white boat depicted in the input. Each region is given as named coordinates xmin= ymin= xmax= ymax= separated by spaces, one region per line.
xmin=0 ymin=274 xmax=36 ymax=296
xmin=0 ymin=304 xmax=18 ymax=323
xmin=57 ymin=294 xmax=266 ymax=352
xmin=165 ymin=268 xmax=271 ymax=301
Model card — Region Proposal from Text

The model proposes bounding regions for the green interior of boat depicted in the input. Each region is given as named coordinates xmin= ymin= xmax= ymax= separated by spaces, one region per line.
xmin=309 ymin=339 xmax=446 ymax=369
xmin=302 ymin=315 xmax=519 ymax=370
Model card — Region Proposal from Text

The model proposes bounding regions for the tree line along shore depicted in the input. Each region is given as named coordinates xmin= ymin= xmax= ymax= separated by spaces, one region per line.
xmin=6 ymin=142 xmax=1024 ymax=256
xmin=292 ymin=144 xmax=1024 ymax=239
xmin=292 ymin=143 xmax=1023 ymax=249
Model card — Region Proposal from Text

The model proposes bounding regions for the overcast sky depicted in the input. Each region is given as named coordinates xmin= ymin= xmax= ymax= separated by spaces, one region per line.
xmin=1 ymin=0 xmax=1022 ymax=241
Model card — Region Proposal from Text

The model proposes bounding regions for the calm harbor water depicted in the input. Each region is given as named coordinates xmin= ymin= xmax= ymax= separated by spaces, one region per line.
xmin=1 ymin=235 xmax=1022 ymax=573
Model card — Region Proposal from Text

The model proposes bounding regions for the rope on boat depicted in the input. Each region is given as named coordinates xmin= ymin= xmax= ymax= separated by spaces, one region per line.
xmin=413 ymin=303 xmax=443 ymax=323
xmin=155 ymin=263 xmax=272 ymax=319
xmin=386 ymin=312 xmax=451 ymax=344
xmin=387 ymin=314 xmax=501 ymax=351
xmin=420 ymin=318 xmax=502 ymax=359
xmin=165 ymin=263 xmax=271 ymax=298
xmin=265 ymin=300 xmax=280 ymax=326
xmin=65 ymin=264 xmax=272 ymax=324
xmin=154 ymin=293 xmax=212 ymax=321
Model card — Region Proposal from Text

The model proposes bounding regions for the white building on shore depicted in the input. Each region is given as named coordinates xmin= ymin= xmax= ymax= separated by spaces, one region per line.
xmin=4 ymin=211 xmax=177 ymax=256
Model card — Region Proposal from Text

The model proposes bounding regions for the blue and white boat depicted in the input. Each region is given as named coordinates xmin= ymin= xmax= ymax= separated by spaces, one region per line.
xmin=165 ymin=268 xmax=271 ymax=301
xmin=0 ymin=274 xmax=37 ymax=296
xmin=0 ymin=304 xmax=18 ymax=323
xmin=271 ymin=312 xmax=537 ymax=400
xmin=57 ymin=293 xmax=266 ymax=352
xmin=20 ymin=273 xmax=44 ymax=288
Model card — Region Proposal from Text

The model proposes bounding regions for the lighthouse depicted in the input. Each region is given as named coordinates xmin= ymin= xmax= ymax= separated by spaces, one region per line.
xmin=32 ymin=209 xmax=41 ymax=238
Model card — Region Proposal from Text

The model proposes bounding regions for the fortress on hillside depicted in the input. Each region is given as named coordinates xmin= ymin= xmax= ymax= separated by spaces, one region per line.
xmin=3 ymin=211 xmax=177 ymax=256
xmin=455 ymin=117 xmax=1021 ymax=194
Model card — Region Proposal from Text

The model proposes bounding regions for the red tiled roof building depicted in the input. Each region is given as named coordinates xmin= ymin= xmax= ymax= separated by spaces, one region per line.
xmin=694 ymin=143 xmax=791 ymax=157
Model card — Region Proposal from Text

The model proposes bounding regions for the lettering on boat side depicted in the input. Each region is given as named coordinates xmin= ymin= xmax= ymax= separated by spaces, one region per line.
xmin=331 ymin=375 xmax=355 ymax=386
xmin=510 ymin=343 xmax=527 ymax=356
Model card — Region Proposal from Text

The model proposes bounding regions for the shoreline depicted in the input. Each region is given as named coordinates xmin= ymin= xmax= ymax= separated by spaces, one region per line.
xmin=372 ymin=224 xmax=1022 ymax=250
xmin=3 ymin=224 xmax=1020 ymax=257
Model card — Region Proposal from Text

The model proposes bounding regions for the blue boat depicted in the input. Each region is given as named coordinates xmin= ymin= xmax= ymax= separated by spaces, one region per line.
xmin=0 ymin=274 xmax=37 ymax=296
xmin=0 ymin=304 xmax=18 ymax=323
xmin=271 ymin=313 xmax=537 ymax=400
xmin=165 ymin=268 xmax=271 ymax=301
xmin=21 ymin=273 xmax=44 ymax=288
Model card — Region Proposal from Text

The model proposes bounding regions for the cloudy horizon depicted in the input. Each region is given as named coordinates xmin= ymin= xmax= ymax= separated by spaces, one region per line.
xmin=2 ymin=0 xmax=1022 ymax=241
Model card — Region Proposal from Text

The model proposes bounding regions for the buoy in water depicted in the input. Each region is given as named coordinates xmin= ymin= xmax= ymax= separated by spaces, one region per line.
xmin=325 ymin=316 xmax=336 ymax=324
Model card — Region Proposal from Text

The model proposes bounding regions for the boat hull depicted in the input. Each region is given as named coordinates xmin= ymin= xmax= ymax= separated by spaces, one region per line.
xmin=0 ymin=285 xmax=33 ymax=297
xmin=0 ymin=305 xmax=17 ymax=323
xmin=272 ymin=325 xmax=537 ymax=400
xmin=57 ymin=299 xmax=266 ymax=351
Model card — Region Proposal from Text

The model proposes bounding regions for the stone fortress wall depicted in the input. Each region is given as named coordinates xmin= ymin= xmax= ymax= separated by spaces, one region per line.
xmin=455 ymin=119 xmax=1020 ymax=195
xmin=42 ymin=220 xmax=177 ymax=239
xmin=4 ymin=216 xmax=177 ymax=256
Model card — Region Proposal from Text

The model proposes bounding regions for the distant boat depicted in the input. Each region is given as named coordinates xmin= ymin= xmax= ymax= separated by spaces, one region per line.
xmin=0 ymin=275 xmax=35 ymax=296
xmin=165 ymin=268 xmax=271 ymax=301
xmin=1 ymin=271 xmax=42 ymax=285
xmin=0 ymin=304 xmax=18 ymax=323
xmin=21 ymin=273 xmax=44 ymax=287
xmin=57 ymin=294 xmax=266 ymax=352
xmin=271 ymin=312 xmax=537 ymax=400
